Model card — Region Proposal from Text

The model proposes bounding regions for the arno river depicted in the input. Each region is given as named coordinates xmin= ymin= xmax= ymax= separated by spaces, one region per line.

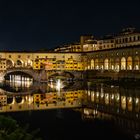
xmin=0 ymin=73 xmax=140 ymax=140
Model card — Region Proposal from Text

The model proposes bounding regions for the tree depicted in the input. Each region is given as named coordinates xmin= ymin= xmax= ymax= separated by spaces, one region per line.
xmin=0 ymin=115 xmax=42 ymax=140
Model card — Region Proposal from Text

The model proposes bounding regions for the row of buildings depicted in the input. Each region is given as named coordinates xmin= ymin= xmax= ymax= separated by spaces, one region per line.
xmin=54 ymin=27 xmax=140 ymax=52
xmin=0 ymin=27 xmax=140 ymax=72
xmin=0 ymin=52 xmax=84 ymax=71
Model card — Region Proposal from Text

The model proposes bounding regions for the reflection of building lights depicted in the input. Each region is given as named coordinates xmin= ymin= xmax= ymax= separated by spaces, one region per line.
xmin=121 ymin=96 xmax=126 ymax=103
xmin=88 ymin=90 xmax=90 ymax=96
xmin=96 ymin=92 xmax=99 ymax=97
xmin=84 ymin=109 xmax=89 ymax=115
xmin=116 ymin=94 xmax=120 ymax=101
xmin=111 ymin=94 xmax=114 ymax=99
xmin=101 ymin=92 xmax=104 ymax=98
xmin=28 ymin=96 xmax=33 ymax=104
xmin=10 ymin=97 xmax=15 ymax=105
xmin=18 ymin=98 xmax=24 ymax=104
xmin=105 ymin=94 xmax=109 ymax=99
xmin=136 ymin=98 xmax=139 ymax=104
xmin=128 ymin=97 xmax=132 ymax=102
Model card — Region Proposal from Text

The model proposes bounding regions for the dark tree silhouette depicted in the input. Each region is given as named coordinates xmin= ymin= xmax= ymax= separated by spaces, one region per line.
xmin=0 ymin=115 xmax=42 ymax=140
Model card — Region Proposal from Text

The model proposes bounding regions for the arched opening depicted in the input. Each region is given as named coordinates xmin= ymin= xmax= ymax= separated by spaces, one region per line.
xmin=99 ymin=59 xmax=104 ymax=70
xmin=134 ymin=56 xmax=139 ymax=70
xmin=16 ymin=60 xmax=23 ymax=67
xmin=121 ymin=57 xmax=126 ymax=70
xmin=15 ymin=96 xmax=23 ymax=104
xmin=4 ymin=71 xmax=33 ymax=92
xmin=7 ymin=96 xmax=14 ymax=104
xmin=95 ymin=59 xmax=99 ymax=70
xmin=110 ymin=58 xmax=114 ymax=70
xmin=115 ymin=58 xmax=119 ymax=71
xmin=91 ymin=59 xmax=94 ymax=69
xmin=26 ymin=59 xmax=32 ymax=68
xmin=104 ymin=58 xmax=109 ymax=70
xmin=87 ymin=59 xmax=91 ymax=70
xmin=121 ymin=96 xmax=126 ymax=110
xmin=6 ymin=59 xmax=14 ymax=68
xmin=127 ymin=56 xmax=132 ymax=70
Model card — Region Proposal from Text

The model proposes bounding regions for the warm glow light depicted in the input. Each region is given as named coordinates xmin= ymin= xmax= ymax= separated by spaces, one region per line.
xmin=56 ymin=79 xmax=61 ymax=91
xmin=136 ymin=98 xmax=139 ymax=104
xmin=96 ymin=92 xmax=99 ymax=97
xmin=101 ymin=92 xmax=104 ymax=98
xmin=128 ymin=97 xmax=132 ymax=102
xmin=111 ymin=94 xmax=114 ymax=99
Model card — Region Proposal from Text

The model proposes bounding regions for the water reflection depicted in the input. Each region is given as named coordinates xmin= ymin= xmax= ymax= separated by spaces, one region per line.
xmin=4 ymin=74 xmax=33 ymax=92
xmin=82 ymin=82 xmax=140 ymax=134
xmin=0 ymin=73 xmax=140 ymax=135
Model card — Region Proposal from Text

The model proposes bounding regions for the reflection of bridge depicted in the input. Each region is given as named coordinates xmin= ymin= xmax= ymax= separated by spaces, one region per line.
xmin=0 ymin=100 xmax=81 ymax=113
xmin=0 ymin=89 xmax=84 ymax=113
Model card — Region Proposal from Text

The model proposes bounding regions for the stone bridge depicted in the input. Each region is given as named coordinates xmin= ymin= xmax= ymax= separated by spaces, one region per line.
xmin=1 ymin=68 xmax=41 ymax=81
xmin=0 ymin=68 xmax=84 ymax=82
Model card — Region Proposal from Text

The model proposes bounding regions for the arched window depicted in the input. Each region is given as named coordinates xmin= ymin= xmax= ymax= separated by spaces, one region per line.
xmin=91 ymin=59 xmax=94 ymax=69
xmin=110 ymin=58 xmax=114 ymax=70
xmin=6 ymin=59 xmax=14 ymax=68
xmin=134 ymin=56 xmax=139 ymax=70
xmin=87 ymin=59 xmax=91 ymax=69
xmin=115 ymin=58 xmax=119 ymax=71
xmin=95 ymin=59 xmax=99 ymax=70
xmin=16 ymin=60 xmax=23 ymax=67
xmin=127 ymin=56 xmax=132 ymax=70
xmin=104 ymin=59 xmax=109 ymax=70
xmin=121 ymin=57 xmax=126 ymax=70
xmin=99 ymin=59 xmax=104 ymax=70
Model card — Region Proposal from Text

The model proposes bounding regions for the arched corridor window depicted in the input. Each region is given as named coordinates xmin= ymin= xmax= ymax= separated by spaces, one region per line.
xmin=16 ymin=60 xmax=23 ymax=67
xmin=104 ymin=59 xmax=109 ymax=70
xmin=91 ymin=59 xmax=94 ymax=69
xmin=134 ymin=56 xmax=139 ymax=70
xmin=27 ymin=59 xmax=32 ymax=67
xmin=87 ymin=59 xmax=91 ymax=70
xmin=6 ymin=59 xmax=14 ymax=68
xmin=127 ymin=56 xmax=132 ymax=70
xmin=115 ymin=58 xmax=119 ymax=71
xmin=95 ymin=59 xmax=99 ymax=70
xmin=121 ymin=57 xmax=126 ymax=70
xmin=110 ymin=58 xmax=114 ymax=70
xmin=99 ymin=59 xmax=104 ymax=70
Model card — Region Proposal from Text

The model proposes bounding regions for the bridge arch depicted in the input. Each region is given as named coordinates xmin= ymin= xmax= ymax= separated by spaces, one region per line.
xmin=3 ymin=68 xmax=38 ymax=81
xmin=48 ymin=71 xmax=74 ymax=80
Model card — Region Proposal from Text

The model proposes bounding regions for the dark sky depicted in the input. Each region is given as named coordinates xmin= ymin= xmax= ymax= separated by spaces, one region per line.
xmin=0 ymin=0 xmax=140 ymax=51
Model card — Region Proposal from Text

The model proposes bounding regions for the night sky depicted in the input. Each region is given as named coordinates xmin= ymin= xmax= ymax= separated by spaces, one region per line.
xmin=0 ymin=0 xmax=140 ymax=51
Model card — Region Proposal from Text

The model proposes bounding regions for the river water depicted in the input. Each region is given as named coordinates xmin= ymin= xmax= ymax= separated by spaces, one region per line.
xmin=0 ymin=73 xmax=139 ymax=140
